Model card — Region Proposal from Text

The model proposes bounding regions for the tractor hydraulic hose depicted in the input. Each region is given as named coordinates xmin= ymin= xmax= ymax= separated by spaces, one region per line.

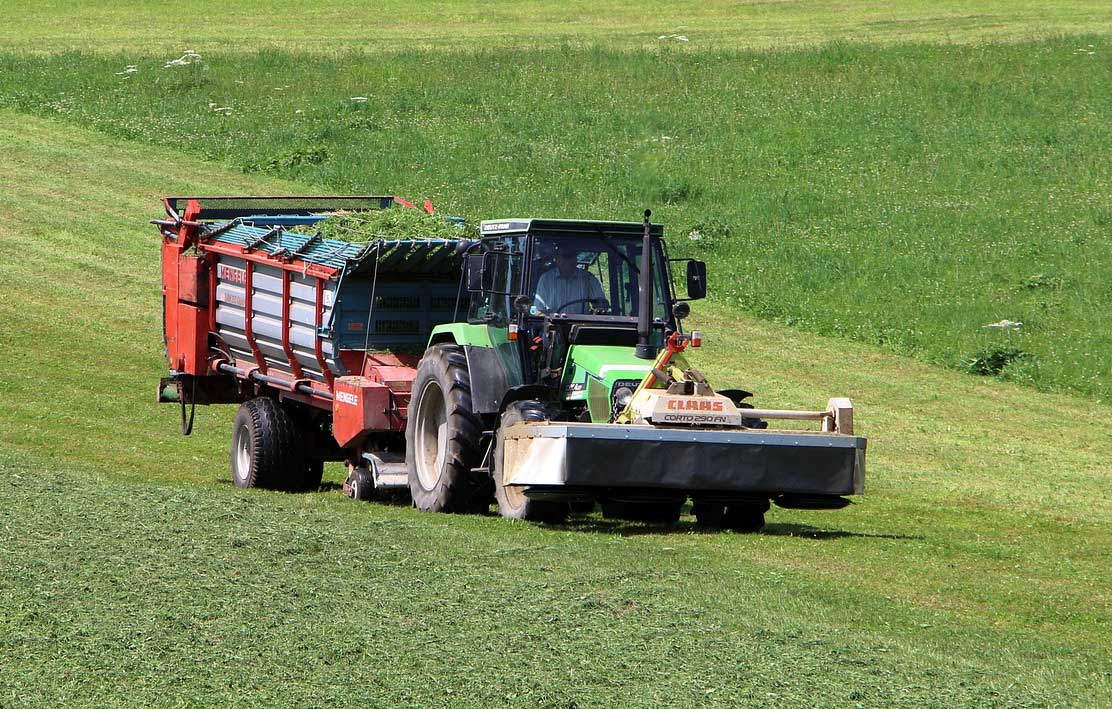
xmin=180 ymin=375 xmax=196 ymax=436
xmin=635 ymin=209 xmax=656 ymax=360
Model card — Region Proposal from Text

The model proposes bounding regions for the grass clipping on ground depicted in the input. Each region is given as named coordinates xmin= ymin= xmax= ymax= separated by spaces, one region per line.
xmin=308 ymin=208 xmax=477 ymax=243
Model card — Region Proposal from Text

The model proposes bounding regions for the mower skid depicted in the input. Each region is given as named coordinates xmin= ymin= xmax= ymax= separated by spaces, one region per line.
xmin=502 ymin=422 xmax=865 ymax=496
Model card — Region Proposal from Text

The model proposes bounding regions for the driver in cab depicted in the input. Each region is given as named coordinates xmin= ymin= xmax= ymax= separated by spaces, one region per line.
xmin=533 ymin=245 xmax=608 ymax=315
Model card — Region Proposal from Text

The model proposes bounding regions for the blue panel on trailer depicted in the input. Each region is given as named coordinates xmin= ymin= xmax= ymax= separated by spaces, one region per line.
xmin=332 ymin=280 xmax=461 ymax=352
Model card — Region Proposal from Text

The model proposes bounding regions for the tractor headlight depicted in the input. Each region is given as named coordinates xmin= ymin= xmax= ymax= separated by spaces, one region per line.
xmin=613 ymin=386 xmax=635 ymax=407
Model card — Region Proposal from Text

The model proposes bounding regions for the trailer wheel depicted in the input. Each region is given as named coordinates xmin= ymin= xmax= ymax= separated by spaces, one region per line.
xmin=231 ymin=397 xmax=306 ymax=490
xmin=406 ymin=344 xmax=489 ymax=513
xmin=492 ymin=401 xmax=569 ymax=523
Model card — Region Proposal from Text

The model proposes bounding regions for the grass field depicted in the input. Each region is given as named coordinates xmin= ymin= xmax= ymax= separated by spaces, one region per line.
xmin=1 ymin=112 xmax=1110 ymax=706
xmin=3 ymin=1 xmax=1111 ymax=54
xmin=2 ymin=2 xmax=1112 ymax=705
xmin=2 ymin=38 xmax=1109 ymax=400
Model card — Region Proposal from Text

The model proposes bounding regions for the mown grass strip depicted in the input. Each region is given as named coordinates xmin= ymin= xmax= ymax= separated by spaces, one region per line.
xmin=1 ymin=456 xmax=1106 ymax=707
xmin=3 ymin=0 xmax=1111 ymax=54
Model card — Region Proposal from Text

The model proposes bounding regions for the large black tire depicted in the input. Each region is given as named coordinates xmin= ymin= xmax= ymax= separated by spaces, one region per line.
xmin=405 ymin=344 xmax=489 ymax=513
xmin=493 ymin=401 xmax=569 ymax=523
xmin=348 ymin=467 xmax=375 ymax=501
xmin=601 ymin=499 xmax=684 ymax=525
xmin=230 ymin=397 xmax=307 ymax=490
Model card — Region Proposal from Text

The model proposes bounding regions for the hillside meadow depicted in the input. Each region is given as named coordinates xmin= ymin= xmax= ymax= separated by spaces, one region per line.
xmin=2 ymin=38 xmax=1110 ymax=400
xmin=1 ymin=110 xmax=1110 ymax=706
xmin=2 ymin=2 xmax=1111 ymax=705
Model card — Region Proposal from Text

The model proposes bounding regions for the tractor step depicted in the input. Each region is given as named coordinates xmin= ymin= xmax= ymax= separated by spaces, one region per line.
xmin=361 ymin=452 xmax=409 ymax=489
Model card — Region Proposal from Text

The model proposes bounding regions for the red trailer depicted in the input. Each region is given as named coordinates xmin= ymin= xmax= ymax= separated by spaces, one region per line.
xmin=157 ymin=196 xmax=464 ymax=494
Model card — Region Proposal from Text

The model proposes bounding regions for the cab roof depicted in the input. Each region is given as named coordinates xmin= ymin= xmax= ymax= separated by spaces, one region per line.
xmin=479 ymin=218 xmax=663 ymax=238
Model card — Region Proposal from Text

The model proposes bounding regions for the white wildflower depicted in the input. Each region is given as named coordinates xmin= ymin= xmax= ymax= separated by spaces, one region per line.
xmin=163 ymin=50 xmax=202 ymax=68
xmin=983 ymin=320 xmax=1022 ymax=330
xmin=688 ymin=230 xmax=702 ymax=241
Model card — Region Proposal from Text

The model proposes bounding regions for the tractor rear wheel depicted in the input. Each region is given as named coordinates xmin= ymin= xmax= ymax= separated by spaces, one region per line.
xmin=231 ymin=397 xmax=307 ymax=490
xmin=405 ymin=344 xmax=490 ymax=513
xmin=493 ymin=401 xmax=569 ymax=523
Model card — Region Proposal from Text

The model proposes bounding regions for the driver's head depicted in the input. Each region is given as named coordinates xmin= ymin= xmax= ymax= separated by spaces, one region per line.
xmin=555 ymin=245 xmax=578 ymax=277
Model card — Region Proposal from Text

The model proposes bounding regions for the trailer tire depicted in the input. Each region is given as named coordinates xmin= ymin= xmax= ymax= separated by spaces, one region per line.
xmin=231 ymin=397 xmax=306 ymax=490
xmin=406 ymin=344 xmax=490 ymax=513
xmin=493 ymin=401 xmax=569 ymax=523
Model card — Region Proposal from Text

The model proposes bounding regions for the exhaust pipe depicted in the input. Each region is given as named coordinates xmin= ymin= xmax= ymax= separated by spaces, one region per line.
xmin=635 ymin=209 xmax=657 ymax=360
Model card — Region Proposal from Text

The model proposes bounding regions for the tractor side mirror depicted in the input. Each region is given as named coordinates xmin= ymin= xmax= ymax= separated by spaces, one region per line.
xmin=466 ymin=254 xmax=486 ymax=292
xmin=467 ymin=250 xmax=519 ymax=294
xmin=686 ymin=260 xmax=707 ymax=300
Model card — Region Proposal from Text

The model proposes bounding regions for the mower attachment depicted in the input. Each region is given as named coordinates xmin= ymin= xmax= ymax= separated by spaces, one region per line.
xmin=501 ymin=422 xmax=865 ymax=496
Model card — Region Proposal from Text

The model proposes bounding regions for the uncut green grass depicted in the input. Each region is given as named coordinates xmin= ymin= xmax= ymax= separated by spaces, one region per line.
xmin=3 ymin=0 xmax=1110 ymax=54
xmin=1 ymin=112 xmax=1110 ymax=706
xmin=2 ymin=38 xmax=1110 ymax=399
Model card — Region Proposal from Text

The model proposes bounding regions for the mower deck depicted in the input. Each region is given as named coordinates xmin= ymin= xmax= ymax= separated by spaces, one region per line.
xmin=502 ymin=422 xmax=865 ymax=496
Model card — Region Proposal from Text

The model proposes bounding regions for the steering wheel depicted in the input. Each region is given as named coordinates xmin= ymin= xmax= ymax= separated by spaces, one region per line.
xmin=554 ymin=297 xmax=609 ymax=314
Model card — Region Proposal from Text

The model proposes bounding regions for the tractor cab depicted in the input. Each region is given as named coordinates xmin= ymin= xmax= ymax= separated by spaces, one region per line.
xmin=458 ymin=216 xmax=708 ymax=424
xmin=464 ymin=218 xmax=707 ymax=395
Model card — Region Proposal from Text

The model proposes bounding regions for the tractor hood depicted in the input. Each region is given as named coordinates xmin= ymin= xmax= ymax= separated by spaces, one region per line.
xmin=567 ymin=345 xmax=653 ymax=385
xmin=563 ymin=345 xmax=656 ymax=422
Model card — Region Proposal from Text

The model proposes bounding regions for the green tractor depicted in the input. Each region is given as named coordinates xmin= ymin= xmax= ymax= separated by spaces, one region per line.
xmin=406 ymin=211 xmax=865 ymax=528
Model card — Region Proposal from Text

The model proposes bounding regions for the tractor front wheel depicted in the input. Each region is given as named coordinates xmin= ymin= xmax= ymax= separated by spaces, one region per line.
xmin=405 ymin=344 xmax=489 ymax=513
